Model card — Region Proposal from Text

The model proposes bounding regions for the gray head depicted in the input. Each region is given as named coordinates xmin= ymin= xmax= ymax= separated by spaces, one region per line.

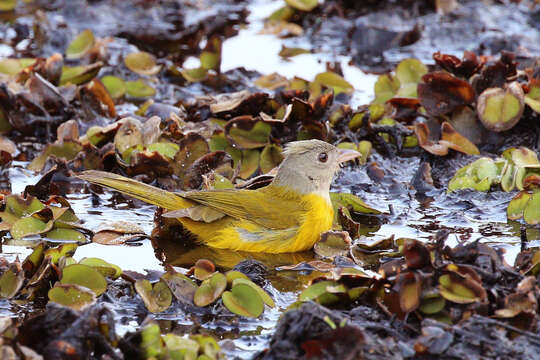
xmin=271 ymin=139 xmax=359 ymax=199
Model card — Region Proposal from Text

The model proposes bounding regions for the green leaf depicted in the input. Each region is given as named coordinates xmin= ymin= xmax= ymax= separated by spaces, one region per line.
xmin=48 ymin=284 xmax=96 ymax=310
xmin=477 ymin=83 xmax=525 ymax=132
xmin=28 ymin=141 xmax=83 ymax=172
xmin=11 ymin=217 xmax=52 ymax=239
xmin=124 ymin=52 xmax=162 ymax=76
xmin=193 ymin=272 xmax=226 ymax=307
xmin=181 ymin=67 xmax=208 ymax=82
xmin=284 ymin=0 xmax=318 ymax=11
xmin=438 ymin=274 xmax=486 ymax=304
xmin=419 ymin=295 xmax=446 ymax=315
xmin=225 ymin=118 xmax=271 ymax=150
xmin=507 ymin=191 xmax=531 ymax=220
xmin=222 ymin=283 xmax=264 ymax=318
xmin=45 ymin=243 xmax=78 ymax=265
xmin=146 ymin=142 xmax=179 ymax=160
xmin=125 ymin=79 xmax=156 ymax=98
xmin=0 ymin=267 xmax=24 ymax=299
xmin=79 ymin=257 xmax=122 ymax=279
xmin=135 ymin=279 xmax=173 ymax=313
xmin=45 ymin=228 xmax=86 ymax=242
xmin=373 ymin=74 xmax=400 ymax=104
xmin=101 ymin=75 xmax=126 ymax=98
xmin=314 ymin=71 xmax=353 ymax=95
xmin=298 ymin=280 xmax=341 ymax=305
xmin=66 ymin=29 xmax=95 ymax=59
xmin=260 ymin=144 xmax=283 ymax=174
xmin=232 ymin=278 xmax=275 ymax=308
xmin=329 ymin=192 xmax=380 ymax=214
xmin=60 ymin=63 xmax=102 ymax=85
xmin=524 ymin=191 xmax=540 ymax=225
xmin=60 ymin=264 xmax=108 ymax=296
xmin=395 ymin=58 xmax=428 ymax=98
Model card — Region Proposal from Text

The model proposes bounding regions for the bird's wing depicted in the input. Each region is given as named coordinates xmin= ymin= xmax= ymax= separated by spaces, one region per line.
xmin=180 ymin=187 xmax=305 ymax=229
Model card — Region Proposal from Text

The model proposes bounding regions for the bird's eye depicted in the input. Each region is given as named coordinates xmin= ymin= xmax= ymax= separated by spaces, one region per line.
xmin=318 ymin=152 xmax=328 ymax=163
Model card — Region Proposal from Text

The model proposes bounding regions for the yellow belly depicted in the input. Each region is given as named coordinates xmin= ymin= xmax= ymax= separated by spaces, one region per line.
xmin=177 ymin=193 xmax=334 ymax=253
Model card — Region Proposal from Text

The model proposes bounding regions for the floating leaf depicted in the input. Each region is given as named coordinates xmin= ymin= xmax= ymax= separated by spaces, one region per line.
xmin=135 ymin=279 xmax=172 ymax=313
xmin=418 ymin=71 xmax=475 ymax=116
xmin=124 ymin=52 xmax=162 ymax=76
xmin=193 ymin=259 xmax=216 ymax=281
xmin=60 ymin=264 xmax=107 ymax=296
xmin=0 ymin=266 xmax=24 ymax=299
xmin=45 ymin=228 xmax=86 ymax=242
xmin=45 ymin=243 xmax=78 ymax=265
xmin=524 ymin=80 xmax=540 ymax=113
xmin=194 ymin=272 xmax=226 ymax=307
xmin=11 ymin=217 xmax=52 ymax=239
xmin=225 ymin=116 xmax=271 ymax=150
xmin=284 ymin=0 xmax=318 ymax=11
xmin=101 ymin=75 xmax=126 ymax=99
xmin=419 ymin=294 xmax=446 ymax=315
xmin=48 ymin=284 xmax=96 ymax=310
xmin=225 ymin=270 xmax=249 ymax=287
xmin=222 ymin=283 xmax=264 ymax=318
xmin=181 ymin=67 xmax=208 ymax=82
xmin=314 ymin=72 xmax=353 ymax=95
xmin=66 ymin=29 xmax=95 ymax=59
xmin=125 ymin=79 xmax=156 ymax=98
xmin=79 ymin=257 xmax=122 ymax=279
xmin=161 ymin=270 xmax=197 ymax=305
xmin=28 ymin=141 xmax=83 ymax=172
xmin=373 ymin=74 xmax=400 ymax=104
xmin=477 ymin=82 xmax=525 ymax=132
xmin=448 ymin=157 xmax=498 ymax=192
xmin=163 ymin=334 xmax=199 ymax=359
xmin=0 ymin=58 xmax=35 ymax=76
xmin=507 ymin=191 xmax=531 ymax=220
xmin=395 ymin=58 xmax=428 ymax=97
xmin=314 ymin=231 xmax=351 ymax=259
xmin=298 ymin=280 xmax=341 ymax=305
xmin=523 ymin=191 xmax=540 ymax=225
xmin=329 ymin=192 xmax=380 ymax=214
xmin=438 ymin=273 xmax=486 ymax=304
xmin=260 ymin=144 xmax=283 ymax=173
xmin=232 ymin=278 xmax=275 ymax=307
xmin=59 ymin=62 xmax=102 ymax=85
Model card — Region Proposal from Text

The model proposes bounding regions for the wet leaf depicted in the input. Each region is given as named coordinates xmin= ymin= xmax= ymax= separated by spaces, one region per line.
xmin=48 ymin=284 xmax=96 ymax=310
xmin=438 ymin=273 xmax=486 ymax=304
xmin=28 ymin=141 xmax=83 ymax=172
xmin=66 ymin=29 xmax=95 ymax=59
xmin=59 ymin=62 xmax=102 ymax=85
xmin=254 ymin=73 xmax=289 ymax=90
xmin=181 ymin=67 xmax=208 ymax=82
xmin=60 ymin=264 xmax=107 ymax=296
xmin=524 ymin=80 xmax=540 ymax=113
xmin=419 ymin=294 xmax=446 ymax=315
xmin=124 ymin=52 xmax=162 ymax=76
xmin=44 ymin=243 xmax=78 ymax=265
xmin=260 ymin=144 xmax=283 ymax=173
xmin=193 ymin=272 xmax=226 ymax=307
xmin=79 ymin=257 xmax=122 ymax=279
xmin=0 ymin=265 xmax=24 ymax=299
xmin=395 ymin=58 xmax=428 ymax=97
xmin=329 ymin=192 xmax=380 ymax=214
xmin=418 ymin=72 xmax=475 ymax=116
xmin=101 ymin=75 xmax=126 ymax=99
xmin=298 ymin=280 xmax=341 ymax=305
xmin=11 ymin=217 xmax=52 ymax=239
xmin=140 ymin=323 xmax=164 ymax=358
xmin=402 ymin=239 xmax=431 ymax=270
xmin=232 ymin=278 xmax=275 ymax=308
xmin=239 ymin=149 xmax=260 ymax=179
xmin=284 ymin=0 xmax=318 ymax=11
xmin=225 ymin=116 xmax=271 ymax=149
xmin=395 ymin=272 xmax=421 ymax=313
xmin=84 ymin=78 xmax=116 ymax=117
xmin=163 ymin=334 xmax=199 ymax=359
xmin=314 ymin=231 xmax=351 ymax=259
xmin=225 ymin=270 xmax=249 ymax=287
xmin=507 ymin=191 xmax=531 ymax=220
xmin=200 ymin=35 xmax=221 ymax=72
xmin=0 ymin=58 xmax=35 ymax=76
xmin=125 ymin=79 xmax=156 ymax=98
xmin=22 ymin=242 xmax=46 ymax=277
xmin=161 ymin=270 xmax=197 ymax=305
xmin=222 ymin=283 xmax=264 ymax=318
xmin=135 ymin=279 xmax=173 ymax=313
xmin=314 ymin=72 xmax=353 ymax=95
xmin=440 ymin=121 xmax=480 ymax=155
xmin=373 ymin=74 xmax=400 ymax=104
xmin=523 ymin=191 xmax=540 ymax=225
xmin=193 ymin=259 xmax=216 ymax=281
xmin=448 ymin=157 xmax=498 ymax=192
xmin=45 ymin=228 xmax=86 ymax=242
xmin=477 ymin=82 xmax=525 ymax=132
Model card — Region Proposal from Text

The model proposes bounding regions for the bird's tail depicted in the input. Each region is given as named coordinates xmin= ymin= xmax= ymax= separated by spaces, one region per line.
xmin=77 ymin=170 xmax=191 ymax=210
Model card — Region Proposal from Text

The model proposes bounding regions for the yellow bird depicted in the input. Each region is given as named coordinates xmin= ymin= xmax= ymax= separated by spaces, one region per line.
xmin=78 ymin=140 xmax=360 ymax=253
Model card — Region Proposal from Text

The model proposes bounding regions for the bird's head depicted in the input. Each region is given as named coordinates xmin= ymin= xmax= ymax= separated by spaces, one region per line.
xmin=272 ymin=139 xmax=360 ymax=199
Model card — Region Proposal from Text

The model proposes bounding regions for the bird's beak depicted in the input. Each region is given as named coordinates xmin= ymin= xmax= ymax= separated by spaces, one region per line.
xmin=337 ymin=148 xmax=361 ymax=163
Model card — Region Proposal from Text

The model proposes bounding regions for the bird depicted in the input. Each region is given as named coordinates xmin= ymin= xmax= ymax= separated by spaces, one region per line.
xmin=77 ymin=139 xmax=360 ymax=253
